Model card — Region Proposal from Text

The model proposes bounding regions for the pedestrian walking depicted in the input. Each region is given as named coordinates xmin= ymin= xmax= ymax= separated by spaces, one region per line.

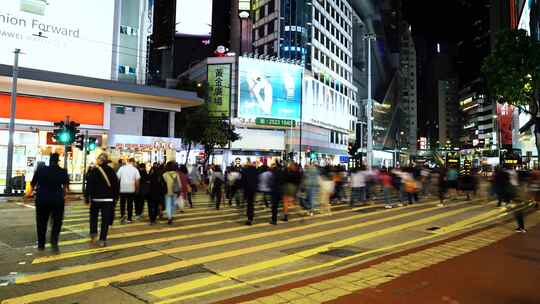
xmin=177 ymin=165 xmax=191 ymax=212
xmin=303 ymin=164 xmax=320 ymax=216
xmin=242 ymin=160 xmax=259 ymax=225
xmin=211 ymin=166 xmax=225 ymax=209
xmin=30 ymin=153 xmax=69 ymax=252
xmin=148 ymin=163 xmax=166 ymax=225
xmin=135 ymin=163 xmax=150 ymax=219
xmin=84 ymin=153 xmax=119 ymax=247
xmin=319 ymin=170 xmax=335 ymax=215
xmin=269 ymin=163 xmax=284 ymax=225
xmin=437 ymin=167 xmax=448 ymax=206
xmin=187 ymin=165 xmax=200 ymax=208
xmin=282 ymin=162 xmax=302 ymax=222
xmin=162 ymin=161 xmax=179 ymax=225
xmin=116 ymin=158 xmax=140 ymax=224
xmin=350 ymin=167 xmax=367 ymax=207
xmin=227 ymin=167 xmax=242 ymax=207
xmin=380 ymin=169 xmax=394 ymax=208
xmin=258 ymin=166 xmax=272 ymax=208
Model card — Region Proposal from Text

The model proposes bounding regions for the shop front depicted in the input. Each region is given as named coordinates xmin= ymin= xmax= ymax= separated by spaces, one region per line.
xmin=107 ymin=134 xmax=183 ymax=167
xmin=0 ymin=94 xmax=106 ymax=191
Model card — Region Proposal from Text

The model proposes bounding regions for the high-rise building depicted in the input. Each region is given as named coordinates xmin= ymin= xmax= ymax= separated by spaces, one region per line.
xmin=438 ymin=79 xmax=460 ymax=145
xmin=399 ymin=22 xmax=417 ymax=154
xmin=252 ymin=0 xmax=358 ymax=159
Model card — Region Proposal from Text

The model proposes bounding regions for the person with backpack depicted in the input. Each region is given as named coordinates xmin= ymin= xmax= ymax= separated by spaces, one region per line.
xmin=162 ymin=161 xmax=179 ymax=225
xmin=84 ymin=153 xmax=119 ymax=247
xmin=148 ymin=163 xmax=166 ymax=225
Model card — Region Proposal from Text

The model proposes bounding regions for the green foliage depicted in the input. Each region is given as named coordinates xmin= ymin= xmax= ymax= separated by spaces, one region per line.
xmin=482 ymin=29 xmax=540 ymax=107
xmin=200 ymin=116 xmax=240 ymax=164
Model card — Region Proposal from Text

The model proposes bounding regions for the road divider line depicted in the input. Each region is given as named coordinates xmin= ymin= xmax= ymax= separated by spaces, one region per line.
xmin=6 ymin=204 xmax=481 ymax=304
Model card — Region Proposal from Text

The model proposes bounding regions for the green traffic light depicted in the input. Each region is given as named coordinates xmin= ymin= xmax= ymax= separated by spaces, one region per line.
xmin=88 ymin=143 xmax=96 ymax=151
xmin=59 ymin=131 xmax=71 ymax=143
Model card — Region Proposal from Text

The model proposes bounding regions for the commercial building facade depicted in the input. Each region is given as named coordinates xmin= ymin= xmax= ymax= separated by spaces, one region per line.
xmin=0 ymin=0 xmax=201 ymax=192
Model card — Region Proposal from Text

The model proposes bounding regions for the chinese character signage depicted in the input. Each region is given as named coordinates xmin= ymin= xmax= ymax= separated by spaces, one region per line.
xmin=238 ymin=57 xmax=302 ymax=120
xmin=208 ymin=64 xmax=231 ymax=115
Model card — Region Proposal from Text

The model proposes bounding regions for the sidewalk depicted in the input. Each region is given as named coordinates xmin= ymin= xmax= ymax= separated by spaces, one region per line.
xmin=217 ymin=210 xmax=540 ymax=304
xmin=330 ymin=218 xmax=540 ymax=304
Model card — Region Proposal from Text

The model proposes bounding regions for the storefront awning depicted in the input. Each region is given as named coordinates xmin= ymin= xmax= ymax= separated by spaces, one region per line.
xmin=0 ymin=64 xmax=203 ymax=110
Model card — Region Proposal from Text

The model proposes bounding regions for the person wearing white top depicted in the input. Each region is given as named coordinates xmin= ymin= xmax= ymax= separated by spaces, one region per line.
xmin=116 ymin=158 xmax=140 ymax=224
xmin=350 ymin=168 xmax=367 ymax=206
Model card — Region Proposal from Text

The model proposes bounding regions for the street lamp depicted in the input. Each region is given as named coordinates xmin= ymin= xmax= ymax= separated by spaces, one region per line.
xmin=4 ymin=49 xmax=21 ymax=194
xmin=364 ymin=33 xmax=376 ymax=170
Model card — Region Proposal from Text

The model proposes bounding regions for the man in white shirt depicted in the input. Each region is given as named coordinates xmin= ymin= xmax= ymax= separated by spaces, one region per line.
xmin=350 ymin=167 xmax=367 ymax=206
xmin=116 ymin=158 xmax=140 ymax=224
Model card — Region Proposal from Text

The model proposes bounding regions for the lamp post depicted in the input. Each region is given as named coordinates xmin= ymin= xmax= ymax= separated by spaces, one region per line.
xmin=364 ymin=34 xmax=376 ymax=170
xmin=4 ymin=49 xmax=21 ymax=194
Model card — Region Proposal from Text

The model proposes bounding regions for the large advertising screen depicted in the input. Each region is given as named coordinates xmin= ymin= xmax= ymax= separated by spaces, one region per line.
xmin=175 ymin=0 xmax=213 ymax=37
xmin=238 ymin=57 xmax=302 ymax=120
xmin=0 ymin=0 xmax=115 ymax=79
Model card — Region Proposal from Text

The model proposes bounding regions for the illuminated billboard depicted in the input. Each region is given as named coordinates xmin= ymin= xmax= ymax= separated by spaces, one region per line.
xmin=238 ymin=57 xmax=302 ymax=120
xmin=0 ymin=0 xmax=115 ymax=79
xmin=208 ymin=64 xmax=231 ymax=115
xmin=175 ymin=0 xmax=212 ymax=37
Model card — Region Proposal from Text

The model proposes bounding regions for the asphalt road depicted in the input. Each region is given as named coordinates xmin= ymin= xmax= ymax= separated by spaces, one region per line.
xmin=0 ymin=193 xmax=529 ymax=304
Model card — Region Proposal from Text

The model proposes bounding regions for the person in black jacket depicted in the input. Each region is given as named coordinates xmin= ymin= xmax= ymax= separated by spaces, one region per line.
xmin=84 ymin=153 xmax=119 ymax=247
xmin=148 ymin=163 xmax=166 ymax=225
xmin=31 ymin=153 xmax=69 ymax=252
xmin=241 ymin=159 xmax=259 ymax=225
xmin=135 ymin=163 xmax=150 ymax=219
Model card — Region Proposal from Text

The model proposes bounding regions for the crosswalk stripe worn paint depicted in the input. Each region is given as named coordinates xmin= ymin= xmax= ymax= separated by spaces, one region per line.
xmin=29 ymin=200 xmax=442 ymax=266
xmin=154 ymin=202 xmax=507 ymax=304
xmin=229 ymin=205 xmax=539 ymax=304
xmin=148 ymin=204 xmax=484 ymax=299
xmin=3 ymin=204 xmax=482 ymax=304
xmin=61 ymin=204 xmax=269 ymax=223
xmin=29 ymin=204 xmax=378 ymax=266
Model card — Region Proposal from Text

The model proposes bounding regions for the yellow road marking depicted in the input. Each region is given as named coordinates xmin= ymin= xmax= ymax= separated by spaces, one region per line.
xmin=61 ymin=205 xmax=267 ymax=223
xmin=56 ymin=202 xmax=376 ymax=245
xmin=158 ymin=204 xmax=537 ymax=304
xmin=32 ymin=200 xmax=424 ymax=264
xmin=61 ymin=205 xmax=267 ymax=230
xmin=5 ymin=203 xmax=479 ymax=304
xmin=149 ymin=204 xmax=484 ymax=298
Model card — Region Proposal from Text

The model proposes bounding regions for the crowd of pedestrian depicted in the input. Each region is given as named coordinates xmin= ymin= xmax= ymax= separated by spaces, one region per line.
xmin=28 ymin=152 xmax=539 ymax=252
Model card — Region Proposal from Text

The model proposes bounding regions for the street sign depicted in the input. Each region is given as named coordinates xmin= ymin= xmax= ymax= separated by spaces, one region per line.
xmin=255 ymin=117 xmax=296 ymax=127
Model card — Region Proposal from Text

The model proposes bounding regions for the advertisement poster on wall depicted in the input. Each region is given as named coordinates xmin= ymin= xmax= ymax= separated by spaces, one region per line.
xmin=0 ymin=0 xmax=115 ymax=79
xmin=238 ymin=57 xmax=302 ymax=120
xmin=497 ymin=103 xmax=515 ymax=146
xmin=207 ymin=64 xmax=231 ymax=116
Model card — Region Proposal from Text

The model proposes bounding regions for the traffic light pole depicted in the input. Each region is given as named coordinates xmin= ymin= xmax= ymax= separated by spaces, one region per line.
xmin=82 ymin=130 xmax=88 ymax=193
xmin=4 ymin=49 xmax=21 ymax=194
xmin=63 ymin=116 xmax=69 ymax=170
